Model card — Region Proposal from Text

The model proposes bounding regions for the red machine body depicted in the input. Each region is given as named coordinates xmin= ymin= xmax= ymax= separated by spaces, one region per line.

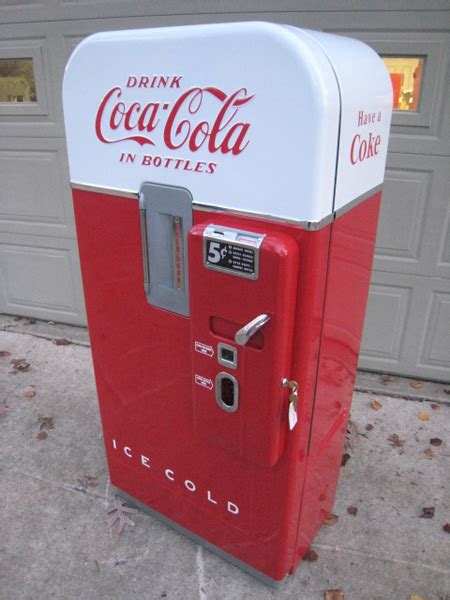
xmin=73 ymin=188 xmax=380 ymax=583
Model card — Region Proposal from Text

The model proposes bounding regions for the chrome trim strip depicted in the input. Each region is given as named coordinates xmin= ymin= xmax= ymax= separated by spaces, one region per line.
xmin=334 ymin=184 xmax=383 ymax=220
xmin=116 ymin=488 xmax=282 ymax=588
xmin=70 ymin=182 xmax=383 ymax=230
xmin=71 ymin=182 xmax=139 ymax=200
xmin=193 ymin=202 xmax=328 ymax=230
xmin=194 ymin=184 xmax=383 ymax=229
xmin=139 ymin=207 xmax=150 ymax=288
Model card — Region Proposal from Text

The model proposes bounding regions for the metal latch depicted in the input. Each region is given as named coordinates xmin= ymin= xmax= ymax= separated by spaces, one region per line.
xmin=234 ymin=314 xmax=270 ymax=346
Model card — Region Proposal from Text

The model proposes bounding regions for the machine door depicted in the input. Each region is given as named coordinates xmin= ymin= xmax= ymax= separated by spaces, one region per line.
xmin=189 ymin=221 xmax=299 ymax=467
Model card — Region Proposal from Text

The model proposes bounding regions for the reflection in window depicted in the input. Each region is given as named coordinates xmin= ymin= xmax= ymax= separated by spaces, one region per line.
xmin=0 ymin=58 xmax=37 ymax=103
xmin=381 ymin=56 xmax=424 ymax=111
xmin=381 ymin=56 xmax=425 ymax=111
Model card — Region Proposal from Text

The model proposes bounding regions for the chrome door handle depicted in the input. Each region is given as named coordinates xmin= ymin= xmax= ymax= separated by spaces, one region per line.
xmin=234 ymin=314 xmax=271 ymax=346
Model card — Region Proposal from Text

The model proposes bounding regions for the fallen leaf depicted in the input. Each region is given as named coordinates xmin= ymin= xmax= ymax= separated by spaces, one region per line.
xmin=347 ymin=506 xmax=358 ymax=516
xmin=325 ymin=590 xmax=344 ymax=600
xmin=77 ymin=475 xmax=99 ymax=491
xmin=418 ymin=412 xmax=429 ymax=421
xmin=381 ymin=374 xmax=395 ymax=383
xmin=443 ymin=523 xmax=450 ymax=533
xmin=371 ymin=400 xmax=382 ymax=411
xmin=431 ymin=403 xmax=441 ymax=410
xmin=36 ymin=431 xmax=48 ymax=440
xmin=24 ymin=388 xmax=36 ymax=398
xmin=430 ymin=438 xmax=442 ymax=447
xmin=53 ymin=338 xmax=71 ymax=346
xmin=388 ymin=434 xmax=405 ymax=448
xmin=0 ymin=404 xmax=10 ymax=416
xmin=409 ymin=596 xmax=425 ymax=600
xmin=365 ymin=423 xmax=374 ymax=431
xmin=345 ymin=420 xmax=358 ymax=452
xmin=419 ymin=506 xmax=435 ymax=519
xmin=24 ymin=318 xmax=36 ymax=325
xmin=10 ymin=358 xmax=31 ymax=372
xmin=341 ymin=453 xmax=351 ymax=467
xmin=0 ymin=350 xmax=11 ymax=357
xmin=38 ymin=416 xmax=54 ymax=430
xmin=303 ymin=548 xmax=318 ymax=562
xmin=410 ymin=381 xmax=423 ymax=389
xmin=424 ymin=448 xmax=434 ymax=460
xmin=106 ymin=497 xmax=137 ymax=534
xmin=323 ymin=513 xmax=339 ymax=526
xmin=443 ymin=389 xmax=450 ymax=395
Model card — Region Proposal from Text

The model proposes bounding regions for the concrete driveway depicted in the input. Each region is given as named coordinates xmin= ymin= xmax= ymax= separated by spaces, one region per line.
xmin=1 ymin=321 xmax=449 ymax=600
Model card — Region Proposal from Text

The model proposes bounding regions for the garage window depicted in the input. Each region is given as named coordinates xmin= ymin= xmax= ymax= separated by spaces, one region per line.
xmin=0 ymin=58 xmax=37 ymax=103
xmin=381 ymin=56 xmax=424 ymax=111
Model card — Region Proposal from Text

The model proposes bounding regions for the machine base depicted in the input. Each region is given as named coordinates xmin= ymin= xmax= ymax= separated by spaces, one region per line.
xmin=115 ymin=488 xmax=284 ymax=588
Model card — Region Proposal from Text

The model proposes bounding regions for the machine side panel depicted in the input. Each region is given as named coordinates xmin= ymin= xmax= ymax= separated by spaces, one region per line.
xmin=292 ymin=192 xmax=381 ymax=569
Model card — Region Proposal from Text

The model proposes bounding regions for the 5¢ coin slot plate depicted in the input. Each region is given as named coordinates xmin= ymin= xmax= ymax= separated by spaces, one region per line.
xmin=203 ymin=224 xmax=265 ymax=280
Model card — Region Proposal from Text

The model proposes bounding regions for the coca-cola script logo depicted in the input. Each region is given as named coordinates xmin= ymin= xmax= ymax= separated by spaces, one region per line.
xmin=95 ymin=75 xmax=254 ymax=157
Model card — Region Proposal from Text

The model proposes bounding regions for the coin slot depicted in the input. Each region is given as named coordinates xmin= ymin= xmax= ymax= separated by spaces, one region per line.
xmin=218 ymin=342 xmax=237 ymax=369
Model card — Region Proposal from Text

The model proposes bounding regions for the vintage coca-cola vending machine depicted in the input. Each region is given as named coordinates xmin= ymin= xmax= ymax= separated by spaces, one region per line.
xmin=63 ymin=22 xmax=392 ymax=585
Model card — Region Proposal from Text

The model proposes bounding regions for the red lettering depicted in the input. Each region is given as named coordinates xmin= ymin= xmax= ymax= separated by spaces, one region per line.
xmin=95 ymin=85 xmax=253 ymax=154
xmin=350 ymin=134 xmax=360 ymax=165
xmin=170 ymin=76 xmax=182 ymax=88
xmin=194 ymin=161 xmax=206 ymax=173
xmin=350 ymin=132 xmax=382 ymax=165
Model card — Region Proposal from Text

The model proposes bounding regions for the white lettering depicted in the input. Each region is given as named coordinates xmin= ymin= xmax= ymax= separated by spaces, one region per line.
xmin=141 ymin=455 xmax=151 ymax=468
xmin=227 ymin=501 xmax=239 ymax=515
xmin=185 ymin=480 xmax=196 ymax=492
xmin=207 ymin=490 xmax=218 ymax=505
xmin=111 ymin=438 xmax=240 ymax=515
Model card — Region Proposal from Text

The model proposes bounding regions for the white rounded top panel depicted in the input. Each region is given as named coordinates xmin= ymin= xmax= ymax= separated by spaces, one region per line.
xmin=63 ymin=22 xmax=392 ymax=224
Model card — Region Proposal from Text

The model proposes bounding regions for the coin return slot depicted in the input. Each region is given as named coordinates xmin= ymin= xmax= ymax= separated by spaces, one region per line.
xmin=215 ymin=372 xmax=239 ymax=413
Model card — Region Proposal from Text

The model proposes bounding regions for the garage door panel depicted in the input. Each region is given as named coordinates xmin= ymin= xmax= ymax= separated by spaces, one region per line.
xmin=0 ymin=233 xmax=85 ymax=325
xmin=376 ymin=165 xmax=430 ymax=265
xmin=0 ymin=31 xmax=64 ymax=138
xmin=1 ymin=2 xmax=450 ymax=27
xmin=360 ymin=272 xmax=450 ymax=380
xmin=0 ymin=138 xmax=75 ymax=239
xmin=436 ymin=181 xmax=450 ymax=278
xmin=419 ymin=290 xmax=450 ymax=370
xmin=0 ymin=6 xmax=448 ymax=382
xmin=374 ymin=153 xmax=449 ymax=278
xmin=360 ymin=281 xmax=411 ymax=364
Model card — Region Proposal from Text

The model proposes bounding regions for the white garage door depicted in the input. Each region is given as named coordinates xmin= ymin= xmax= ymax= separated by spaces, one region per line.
xmin=0 ymin=1 xmax=449 ymax=381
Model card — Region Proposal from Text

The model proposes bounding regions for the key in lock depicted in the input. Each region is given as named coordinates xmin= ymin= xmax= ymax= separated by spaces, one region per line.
xmin=282 ymin=378 xmax=299 ymax=430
